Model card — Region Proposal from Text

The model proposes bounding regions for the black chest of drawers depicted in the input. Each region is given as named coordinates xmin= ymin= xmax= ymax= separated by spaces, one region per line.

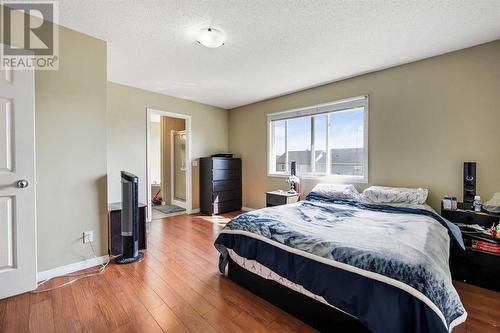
xmin=200 ymin=157 xmax=242 ymax=215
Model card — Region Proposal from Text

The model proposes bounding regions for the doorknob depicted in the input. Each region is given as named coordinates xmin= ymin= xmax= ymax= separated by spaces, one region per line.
xmin=16 ymin=179 xmax=29 ymax=188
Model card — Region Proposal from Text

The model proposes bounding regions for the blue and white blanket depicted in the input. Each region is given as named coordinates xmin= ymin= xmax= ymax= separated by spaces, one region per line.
xmin=214 ymin=194 xmax=467 ymax=333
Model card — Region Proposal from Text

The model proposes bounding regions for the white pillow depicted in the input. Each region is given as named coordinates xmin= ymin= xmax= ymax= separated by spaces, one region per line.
xmin=362 ymin=186 xmax=428 ymax=205
xmin=310 ymin=183 xmax=361 ymax=201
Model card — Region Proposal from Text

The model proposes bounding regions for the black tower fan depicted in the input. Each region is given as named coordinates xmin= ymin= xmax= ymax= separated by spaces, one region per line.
xmin=116 ymin=171 xmax=144 ymax=264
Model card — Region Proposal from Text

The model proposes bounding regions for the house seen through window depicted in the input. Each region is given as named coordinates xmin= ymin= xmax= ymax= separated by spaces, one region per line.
xmin=268 ymin=96 xmax=368 ymax=182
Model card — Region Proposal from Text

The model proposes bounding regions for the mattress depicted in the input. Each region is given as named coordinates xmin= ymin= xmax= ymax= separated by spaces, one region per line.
xmin=227 ymin=249 xmax=332 ymax=307
xmin=215 ymin=194 xmax=467 ymax=333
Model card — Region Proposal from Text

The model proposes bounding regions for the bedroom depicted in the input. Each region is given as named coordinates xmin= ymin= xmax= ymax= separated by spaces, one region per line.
xmin=0 ymin=1 xmax=499 ymax=332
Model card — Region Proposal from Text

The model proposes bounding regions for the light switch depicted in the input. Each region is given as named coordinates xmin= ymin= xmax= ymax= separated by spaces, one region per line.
xmin=192 ymin=160 xmax=198 ymax=167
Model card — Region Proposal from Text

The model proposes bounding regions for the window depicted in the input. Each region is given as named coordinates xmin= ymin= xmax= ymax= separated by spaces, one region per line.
xmin=267 ymin=96 xmax=368 ymax=182
xmin=287 ymin=117 xmax=311 ymax=174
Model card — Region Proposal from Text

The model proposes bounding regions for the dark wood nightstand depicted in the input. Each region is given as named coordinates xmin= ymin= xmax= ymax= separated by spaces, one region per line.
xmin=442 ymin=203 xmax=500 ymax=292
xmin=266 ymin=190 xmax=300 ymax=207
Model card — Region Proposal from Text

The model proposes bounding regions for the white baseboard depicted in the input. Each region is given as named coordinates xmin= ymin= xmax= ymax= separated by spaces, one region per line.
xmin=37 ymin=255 xmax=109 ymax=282
xmin=189 ymin=208 xmax=200 ymax=214
xmin=242 ymin=206 xmax=256 ymax=212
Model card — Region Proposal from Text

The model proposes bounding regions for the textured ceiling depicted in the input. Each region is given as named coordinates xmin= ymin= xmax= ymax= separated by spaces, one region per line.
xmin=57 ymin=0 xmax=500 ymax=109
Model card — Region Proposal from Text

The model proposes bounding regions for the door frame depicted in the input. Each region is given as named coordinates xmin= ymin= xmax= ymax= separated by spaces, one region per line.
xmin=170 ymin=129 xmax=187 ymax=209
xmin=146 ymin=108 xmax=192 ymax=221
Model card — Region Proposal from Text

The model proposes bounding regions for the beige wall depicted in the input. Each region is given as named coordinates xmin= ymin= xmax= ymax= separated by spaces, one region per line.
xmin=160 ymin=116 xmax=186 ymax=204
xmin=35 ymin=28 xmax=108 ymax=271
xmin=1 ymin=7 xmax=108 ymax=272
xmin=229 ymin=40 xmax=500 ymax=210
xmin=107 ymin=82 xmax=229 ymax=209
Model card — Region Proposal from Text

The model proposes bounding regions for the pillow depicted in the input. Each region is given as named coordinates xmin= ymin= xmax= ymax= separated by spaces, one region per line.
xmin=362 ymin=186 xmax=428 ymax=205
xmin=309 ymin=183 xmax=361 ymax=201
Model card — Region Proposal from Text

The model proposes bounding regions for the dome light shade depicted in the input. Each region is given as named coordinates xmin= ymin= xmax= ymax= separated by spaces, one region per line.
xmin=197 ymin=28 xmax=225 ymax=48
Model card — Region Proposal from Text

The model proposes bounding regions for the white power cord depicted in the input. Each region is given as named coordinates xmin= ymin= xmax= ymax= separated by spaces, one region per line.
xmin=31 ymin=241 xmax=112 ymax=293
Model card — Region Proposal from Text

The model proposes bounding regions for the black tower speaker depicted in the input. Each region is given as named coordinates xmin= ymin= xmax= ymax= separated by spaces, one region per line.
xmin=116 ymin=171 xmax=144 ymax=264
xmin=463 ymin=162 xmax=476 ymax=203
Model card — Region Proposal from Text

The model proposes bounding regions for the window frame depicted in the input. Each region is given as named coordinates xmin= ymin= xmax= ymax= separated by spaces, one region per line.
xmin=266 ymin=95 xmax=369 ymax=183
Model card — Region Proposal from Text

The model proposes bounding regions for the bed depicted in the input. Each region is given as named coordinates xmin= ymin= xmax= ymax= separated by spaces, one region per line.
xmin=214 ymin=185 xmax=467 ymax=333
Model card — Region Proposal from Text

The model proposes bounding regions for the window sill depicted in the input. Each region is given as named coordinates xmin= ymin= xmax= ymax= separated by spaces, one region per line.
xmin=267 ymin=173 xmax=368 ymax=184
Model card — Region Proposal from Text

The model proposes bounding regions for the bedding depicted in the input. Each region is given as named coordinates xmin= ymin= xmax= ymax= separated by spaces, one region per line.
xmin=227 ymin=249 xmax=334 ymax=307
xmin=308 ymin=183 xmax=361 ymax=201
xmin=362 ymin=186 xmax=429 ymax=205
xmin=214 ymin=193 xmax=466 ymax=333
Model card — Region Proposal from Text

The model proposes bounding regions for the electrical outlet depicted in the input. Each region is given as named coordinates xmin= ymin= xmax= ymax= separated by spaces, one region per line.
xmin=83 ymin=231 xmax=93 ymax=243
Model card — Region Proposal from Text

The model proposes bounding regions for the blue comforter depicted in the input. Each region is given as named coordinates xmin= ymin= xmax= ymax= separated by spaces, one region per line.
xmin=214 ymin=195 xmax=467 ymax=333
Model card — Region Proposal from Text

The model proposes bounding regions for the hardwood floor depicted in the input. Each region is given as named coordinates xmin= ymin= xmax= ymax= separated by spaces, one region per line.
xmin=1 ymin=212 xmax=499 ymax=333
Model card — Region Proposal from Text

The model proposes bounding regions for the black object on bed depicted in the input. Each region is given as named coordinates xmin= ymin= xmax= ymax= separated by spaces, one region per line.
xmin=227 ymin=258 xmax=370 ymax=333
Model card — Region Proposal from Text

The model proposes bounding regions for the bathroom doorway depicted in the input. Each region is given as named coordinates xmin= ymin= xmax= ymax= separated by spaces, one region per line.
xmin=146 ymin=108 xmax=192 ymax=222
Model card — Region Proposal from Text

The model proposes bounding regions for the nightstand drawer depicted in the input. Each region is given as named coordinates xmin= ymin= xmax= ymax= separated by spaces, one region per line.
xmin=266 ymin=191 xmax=300 ymax=207
xmin=442 ymin=209 xmax=499 ymax=226
xmin=450 ymin=245 xmax=500 ymax=292
xmin=266 ymin=193 xmax=287 ymax=206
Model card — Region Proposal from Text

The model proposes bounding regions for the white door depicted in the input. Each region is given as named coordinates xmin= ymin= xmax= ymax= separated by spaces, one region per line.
xmin=0 ymin=64 xmax=37 ymax=299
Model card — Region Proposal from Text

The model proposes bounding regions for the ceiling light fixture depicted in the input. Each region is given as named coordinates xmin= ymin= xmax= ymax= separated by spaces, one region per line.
xmin=196 ymin=28 xmax=225 ymax=48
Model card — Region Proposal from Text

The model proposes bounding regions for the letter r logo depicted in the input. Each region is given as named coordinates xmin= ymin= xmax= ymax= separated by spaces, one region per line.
xmin=2 ymin=2 xmax=54 ymax=56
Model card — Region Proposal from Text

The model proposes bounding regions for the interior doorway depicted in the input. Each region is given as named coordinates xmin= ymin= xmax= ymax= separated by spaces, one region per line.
xmin=146 ymin=108 xmax=192 ymax=222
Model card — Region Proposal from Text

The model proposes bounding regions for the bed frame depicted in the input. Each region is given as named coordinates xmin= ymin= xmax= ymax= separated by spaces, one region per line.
xmin=227 ymin=258 xmax=370 ymax=333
